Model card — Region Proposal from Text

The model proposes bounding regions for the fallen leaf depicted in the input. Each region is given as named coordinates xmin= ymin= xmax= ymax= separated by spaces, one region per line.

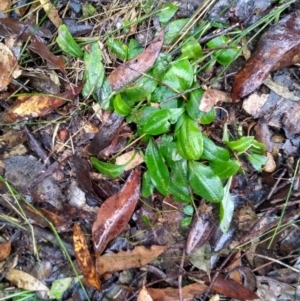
xmin=263 ymin=152 xmax=276 ymax=173
xmin=107 ymin=31 xmax=164 ymax=91
xmin=87 ymin=112 xmax=124 ymax=155
xmin=6 ymin=269 xmax=49 ymax=296
xmin=0 ymin=241 xmax=11 ymax=261
xmin=73 ymin=223 xmax=101 ymax=290
xmin=206 ymin=274 xmax=258 ymax=300
xmin=138 ymin=284 xmax=153 ymax=301
xmin=96 ymin=245 xmax=167 ymax=275
xmin=200 ymin=88 xmax=231 ymax=112
xmin=0 ymin=42 xmax=19 ymax=91
xmin=231 ymin=11 xmax=300 ymax=102
xmin=92 ymin=168 xmax=141 ymax=256
xmin=39 ymin=0 xmax=62 ymax=28
xmin=0 ymin=0 xmax=11 ymax=11
xmin=242 ymin=93 xmax=268 ymax=116
xmin=147 ymin=283 xmax=207 ymax=301
xmin=3 ymin=83 xmax=82 ymax=122
xmin=28 ymin=36 xmax=65 ymax=73
xmin=115 ymin=150 xmax=144 ymax=171
xmin=186 ymin=215 xmax=216 ymax=255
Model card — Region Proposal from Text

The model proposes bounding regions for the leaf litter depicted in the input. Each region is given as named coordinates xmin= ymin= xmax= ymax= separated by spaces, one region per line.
xmin=0 ymin=1 xmax=300 ymax=300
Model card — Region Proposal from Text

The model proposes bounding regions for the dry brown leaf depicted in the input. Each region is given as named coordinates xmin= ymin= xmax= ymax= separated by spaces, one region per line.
xmin=107 ymin=31 xmax=164 ymax=91
xmin=0 ymin=0 xmax=11 ymax=11
xmin=147 ymin=283 xmax=207 ymax=301
xmin=263 ymin=152 xmax=276 ymax=173
xmin=39 ymin=0 xmax=62 ymax=28
xmin=200 ymin=88 xmax=231 ymax=112
xmin=92 ymin=168 xmax=141 ymax=256
xmin=0 ymin=241 xmax=11 ymax=261
xmin=0 ymin=42 xmax=19 ymax=91
xmin=73 ymin=223 xmax=101 ymax=290
xmin=6 ymin=269 xmax=49 ymax=296
xmin=96 ymin=245 xmax=167 ymax=275
xmin=138 ymin=284 xmax=154 ymax=301
xmin=232 ymin=11 xmax=300 ymax=102
xmin=3 ymin=83 xmax=82 ymax=122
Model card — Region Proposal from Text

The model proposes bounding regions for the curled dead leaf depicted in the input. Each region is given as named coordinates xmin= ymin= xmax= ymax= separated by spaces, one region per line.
xmin=200 ymin=88 xmax=232 ymax=112
xmin=73 ymin=224 xmax=101 ymax=290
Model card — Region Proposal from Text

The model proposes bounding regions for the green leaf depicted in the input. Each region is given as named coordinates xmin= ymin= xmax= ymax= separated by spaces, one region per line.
xmin=121 ymin=76 xmax=157 ymax=104
xmin=113 ymin=94 xmax=131 ymax=116
xmin=162 ymin=59 xmax=193 ymax=92
xmin=183 ymin=204 xmax=194 ymax=215
xmin=106 ymin=38 xmax=128 ymax=61
xmin=210 ymin=159 xmax=240 ymax=179
xmin=128 ymin=39 xmax=144 ymax=60
xmin=152 ymin=53 xmax=172 ymax=80
xmin=226 ymin=136 xmax=255 ymax=154
xmin=145 ymin=139 xmax=170 ymax=195
xmin=164 ymin=19 xmax=189 ymax=45
xmin=180 ymin=38 xmax=203 ymax=60
xmin=156 ymin=3 xmax=178 ymax=23
xmin=250 ymin=140 xmax=266 ymax=154
xmin=142 ymin=171 xmax=154 ymax=198
xmin=247 ymin=153 xmax=268 ymax=171
xmin=82 ymin=42 xmax=104 ymax=97
xmin=168 ymin=182 xmax=193 ymax=203
xmin=206 ymin=36 xmax=239 ymax=66
xmin=181 ymin=216 xmax=192 ymax=228
xmin=141 ymin=215 xmax=151 ymax=226
xmin=220 ymin=177 xmax=234 ymax=233
xmin=201 ymin=135 xmax=230 ymax=161
xmin=170 ymin=159 xmax=188 ymax=186
xmin=151 ymin=85 xmax=177 ymax=103
xmin=199 ymin=108 xmax=216 ymax=125
xmin=186 ymin=87 xmax=204 ymax=119
xmin=143 ymin=109 xmax=171 ymax=135
xmin=97 ymin=78 xmax=113 ymax=109
xmin=176 ymin=114 xmax=203 ymax=160
xmin=57 ymin=25 xmax=83 ymax=58
xmin=91 ymin=157 xmax=125 ymax=178
xmin=188 ymin=161 xmax=224 ymax=202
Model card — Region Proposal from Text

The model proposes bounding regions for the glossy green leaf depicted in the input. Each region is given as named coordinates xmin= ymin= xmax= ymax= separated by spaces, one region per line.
xmin=162 ymin=59 xmax=193 ymax=92
xmin=57 ymin=25 xmax=83 ymax=58
xmin=145 ymin=139 xmax=169 ymax=195
xmin=171 ymin=159 xmax=188 ymax=186
xmin=201 ymin=135 xmax=230 ymax=161
xmin=188 ymin=161 xmax=224 ymax=202
xmin=210 ymin=159 xmax=240 ymax=179
xmin=176 ymin=114 xmax=203 ymax=160
xmin=106 ymin=38 xmax=128 ymax=61
xmin=122 ymin=76 xmax=157 ymax=104
xmin=143 ymin=109 xmax=171 ymax=135
xmin=168 ymin=182 xmax=192 ymax=203
xmin=156 ymin=3 xmax=178 ymax=23
xmin=206 ymin=36 xmax=239 ymax=66
xmin=142 ymin=171 xmax=154 ymax=198
xmin=164 ymin=19 xmax=189 ymax=45
xmin=152 ymin=53 xmax=172 ymax=80
xmin=82 ymin=42 xmax=105 ymax=97
xmin=128 ymin=39 xmax=144 ymax=60
xmin=220 ymin=177 xmax=234 ymax=233
xmin=183 ymin=205 xmax=194 ymax=215
xmin=181 ymin=217 xmax=192 ymax=228
xmin=97 ymin=78 xmax=113 ymax=109
xmin=199 ymin=108 xmax=216 ymax=125
xmin=226 ymin=136 xmax=254 ymax=154
xmin=186 ymin=87 xmax=204 ymax=119
xmin=247 ymin=153 xmax=268 ymax=171
xmin=180 ymin=38 xmax=203 ymax=60
xmin=151 ymin=85 xmax=177 ymax=103
xmin=113 ymin=94 xmax=131 ymax=116
xmin=141 ymin=215 xmax=151 ymax=226
xmin=250 ymin=140 xmax=266 ymax=154
xmin=91 ymin=157 xmax=125 ymax=178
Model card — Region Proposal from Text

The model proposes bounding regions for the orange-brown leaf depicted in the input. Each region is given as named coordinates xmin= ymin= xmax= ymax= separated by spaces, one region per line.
xmin=92 ymin=168 xmax=141 ymax=256
xmin=0 ymin=241 xmax=11 ymax=261
xmin=73 ymin=223 xmax=101 ymax=290
xmin=107 ymin=31 xmax=164 ymax=91
xmin=96 ymin=245 xmax=167 ymax=276
xmin=231 ymin=11 xmax=300 ymax=102
xmin=147 ymin=283 xmax=207 ymax=301
xmin=207 ymin=274 xmax=258 ymax=300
